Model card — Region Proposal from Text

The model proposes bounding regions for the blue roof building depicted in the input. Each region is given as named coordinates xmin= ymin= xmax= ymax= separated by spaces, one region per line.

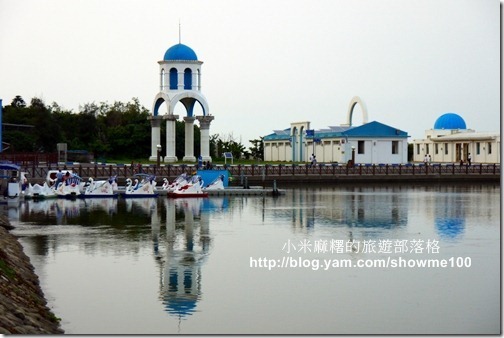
xmin=263 ymin=98 xmax=409 ymax=164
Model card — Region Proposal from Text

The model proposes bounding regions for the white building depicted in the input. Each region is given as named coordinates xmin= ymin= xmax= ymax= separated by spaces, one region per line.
xmin=412 ymin=113 xmax=500 ymax=164
xmin=263 ymin=97 xmax=409 ymax=164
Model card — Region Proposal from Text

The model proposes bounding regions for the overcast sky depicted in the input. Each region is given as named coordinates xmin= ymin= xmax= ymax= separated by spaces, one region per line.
xmin=0 ymin=0 xmax=500 ymax=148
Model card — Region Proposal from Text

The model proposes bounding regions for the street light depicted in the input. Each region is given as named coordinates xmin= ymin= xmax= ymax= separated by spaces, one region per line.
xmin=156 ymin=144 xmax=162 ymax=167
xmin=351 ymin=145 xmax=356 ymax=166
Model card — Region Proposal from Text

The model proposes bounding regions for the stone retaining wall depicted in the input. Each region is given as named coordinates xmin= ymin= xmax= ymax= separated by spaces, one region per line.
xmin=0 ymin=217 xmax=64 ymax=334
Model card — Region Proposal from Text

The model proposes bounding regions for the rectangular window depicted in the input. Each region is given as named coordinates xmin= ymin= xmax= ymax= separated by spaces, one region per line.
xmin=445 ymin=143 xmax=448 ymax=155
xmin=435 ymin=143 xmax=439 ymax=155
xmin=476 ymin=142 xmax=480 ymax=155
xmin=416 ymin=144 xmax=420 ymax=155
xmin=392 ymin=141 xmax=399 ymax=154
xmin=358 ymin=141 xmax=365 ymax=154
xmin=426 ymin=144 xmax=429 ymax=154
xmin=488 ymin=142 xmax=492 ymax=154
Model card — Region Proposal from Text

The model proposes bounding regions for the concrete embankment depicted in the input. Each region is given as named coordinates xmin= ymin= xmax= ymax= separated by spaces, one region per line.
xmin=0 ymin=217 xmax=64 ymax=334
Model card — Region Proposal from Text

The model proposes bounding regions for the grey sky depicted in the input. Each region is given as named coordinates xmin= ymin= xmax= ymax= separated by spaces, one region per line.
xmin=0 ymin=0 xmax=500 ymax=148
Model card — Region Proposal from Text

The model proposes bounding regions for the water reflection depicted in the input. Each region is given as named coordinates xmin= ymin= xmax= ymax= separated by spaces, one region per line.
xmin=82 ymin=198 xmax=118 ymax=216
xmin=433 ymin=188 xmax=467 ymax=239
xmin=154 ymin=197 xmax=228 ymax=320
xmin=4 ymin=184 xmax=499 ymax=334
xmin=264 ymin=186 xmax=408 ymax=230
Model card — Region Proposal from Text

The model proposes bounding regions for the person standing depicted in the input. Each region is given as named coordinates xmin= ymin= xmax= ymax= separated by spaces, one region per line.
xmin=467 ymin=153 xmax=472 ymax=165
xmin=55 ymin=169 xmax=63 ymax=188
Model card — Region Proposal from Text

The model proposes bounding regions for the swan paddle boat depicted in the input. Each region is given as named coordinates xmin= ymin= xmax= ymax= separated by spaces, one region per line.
xmin=167 ymin=175 xmax=208 ymax=198
xmin=203 ymin=174 xmax=225 ymax=191
xmin=121 ymin=174 xmax=158 ymax=198
xmin=164 ymin=173 xmax=189 ymax=192
xmin=55 ymin=174 xmax=83 ymax=198
xmin=25 ymin=182 xmax=58 ymax=200
xmin=81 ymin=176 xmax=118 ymax=198
xmin=160 ymin=178 xmax=170 ymax=190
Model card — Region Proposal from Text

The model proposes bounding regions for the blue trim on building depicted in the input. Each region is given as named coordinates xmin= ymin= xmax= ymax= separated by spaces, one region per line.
xmin=169 ymin=68 xmax=178 ymax=89
xmin=153 ymin=98 xmax=163 ymax=116
xmin=184 ymin=69 xmax=192 ymax=89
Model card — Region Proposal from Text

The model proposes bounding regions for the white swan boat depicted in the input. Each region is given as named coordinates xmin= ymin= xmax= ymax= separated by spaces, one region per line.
xmin=203 ymin=174 xmax=225 ymax=191
xmin=164 ymin=173 xmax=189 ymax=192
xmin=81 ymin=177 xmax=118 ymax=198
xmin=25 ymin=182 xmax=58 ymax=199
xmin=121 ymin=174 xmax=158 ymax=198
xmin=167 ymin=175 xmax=208 ymax=198
xmin=54 ymin=174 xmax=83 ymax=198
xmin=160 ymin=178 xmax=170 ymax=190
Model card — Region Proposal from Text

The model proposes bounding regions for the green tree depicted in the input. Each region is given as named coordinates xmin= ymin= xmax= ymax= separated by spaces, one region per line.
xmin=248 ymin=137 xmax=264 ymax=160
xmin=10 ymin=95 xmax=26 ymax=108
xmin=29 ymin=98 xmax=61 ymax=152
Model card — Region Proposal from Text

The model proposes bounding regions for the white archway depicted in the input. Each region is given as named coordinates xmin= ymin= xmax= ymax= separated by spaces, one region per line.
xmin=345 ymin=96 xmax=368 ymax=127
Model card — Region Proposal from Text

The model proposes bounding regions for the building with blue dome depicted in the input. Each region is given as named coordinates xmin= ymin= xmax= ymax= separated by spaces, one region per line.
xmin=412 ymin=112 xmax=499 ymax=163
xmin=433 ymin=113 xmax=467 ymax=130
xmin=149 ymin=40 xmax=213 ymax=163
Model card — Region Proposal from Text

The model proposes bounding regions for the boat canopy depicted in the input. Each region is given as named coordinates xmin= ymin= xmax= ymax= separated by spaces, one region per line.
xmin=0 ymin=163 xmax=20 ymax=171
xmin=0 ymin=162 xmax=20 ymax=179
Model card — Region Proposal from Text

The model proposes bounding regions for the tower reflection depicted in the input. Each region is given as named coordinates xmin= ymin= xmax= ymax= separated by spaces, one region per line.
xmin=156 ymin=197 xmax=228 ymax=320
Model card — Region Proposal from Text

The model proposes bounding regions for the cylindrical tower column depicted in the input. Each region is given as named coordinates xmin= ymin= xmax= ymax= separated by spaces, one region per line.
xmin=196 ymin=115 xmax=214 ymax=162
xmin=149 ymin=116 xmax=163 ymax=161
xmin=183 ymin=116 xmax=196 ymax=162
xmin=164 ymin=114 xmax=179 ymax=163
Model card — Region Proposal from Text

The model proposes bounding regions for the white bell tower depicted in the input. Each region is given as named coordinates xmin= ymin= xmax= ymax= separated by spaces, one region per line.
xmin=150 ymin=37 xmax=213 ymax=163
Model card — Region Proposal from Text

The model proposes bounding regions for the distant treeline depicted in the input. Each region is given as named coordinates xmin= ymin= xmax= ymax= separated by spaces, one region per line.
xmin=2 ymin=96 xmax=264 ymax=161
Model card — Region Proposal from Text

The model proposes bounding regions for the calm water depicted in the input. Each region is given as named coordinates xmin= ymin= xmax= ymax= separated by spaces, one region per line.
xmin=5 ymin=183 xmax=501 ymax=334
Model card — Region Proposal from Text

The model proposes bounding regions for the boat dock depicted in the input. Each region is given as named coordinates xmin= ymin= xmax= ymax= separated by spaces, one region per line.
xmin=14 ymin=162 xmax=500 ymax=186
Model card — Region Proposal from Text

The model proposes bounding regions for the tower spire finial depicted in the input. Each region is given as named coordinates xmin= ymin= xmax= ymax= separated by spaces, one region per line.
xmin=178 ymin=19 xmax=181 ymax=44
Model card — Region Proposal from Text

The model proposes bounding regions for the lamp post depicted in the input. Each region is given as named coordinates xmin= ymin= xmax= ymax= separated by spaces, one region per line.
xmin=156 ymin=144 xmax=162 ymax=167
xmin=312 ymin=132 xmax=316 ymax=159
xmin=351 ymin=145 xmax=356 ymax=166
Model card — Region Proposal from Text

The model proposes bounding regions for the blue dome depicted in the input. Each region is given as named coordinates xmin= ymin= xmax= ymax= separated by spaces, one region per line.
xmin=433 ymin=113 xmax=466 ymax=130
xmin=163 ymin=43 xmax=198 ymax=61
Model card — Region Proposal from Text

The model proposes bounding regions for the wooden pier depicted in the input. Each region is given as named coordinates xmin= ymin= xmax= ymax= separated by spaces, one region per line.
xmin=17 ymin=162 xmax=500 ymax=185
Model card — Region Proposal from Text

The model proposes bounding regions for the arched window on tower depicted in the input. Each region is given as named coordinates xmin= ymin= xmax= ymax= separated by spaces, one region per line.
xmin=184 ymin=68 xmax=193 ymax=90
xmin=169 ymin=68 xmax=178 ymax=90
xmin=160 ymin=69 xmax=165 ymax=91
